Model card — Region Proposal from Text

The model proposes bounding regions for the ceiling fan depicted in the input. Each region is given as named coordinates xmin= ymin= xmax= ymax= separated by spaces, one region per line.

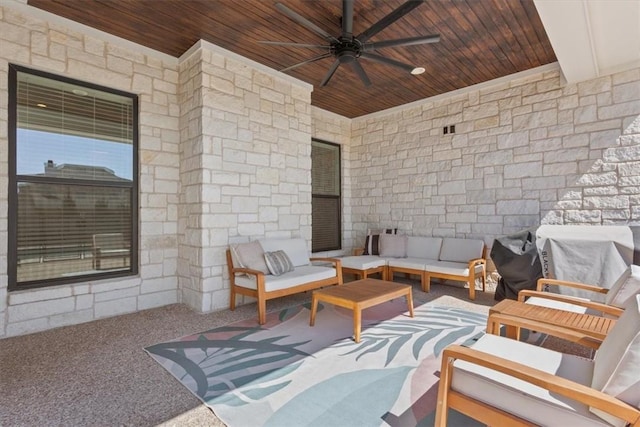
xmin=260 ymin=0 xmax=440 ymax=87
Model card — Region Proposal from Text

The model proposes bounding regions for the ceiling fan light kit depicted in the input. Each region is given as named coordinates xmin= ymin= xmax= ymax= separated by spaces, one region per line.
xmin=260 ymin=0 xmax=440 ymax=87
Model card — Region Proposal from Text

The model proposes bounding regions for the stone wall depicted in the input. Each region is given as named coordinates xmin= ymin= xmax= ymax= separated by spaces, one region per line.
xmin=350 ymin=65 xmax=640 ymax=247
xmin=177 ymin=42 xmax=314 ymax=312
xmin=0 ymin=3 xmax=181 ymax=337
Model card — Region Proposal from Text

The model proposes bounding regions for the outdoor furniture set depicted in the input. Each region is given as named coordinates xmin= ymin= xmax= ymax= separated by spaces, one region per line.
xmin=226 ymin=232 xmax=640 ymax=426
xmin=341 ymin=234 xmax=487 ymax=299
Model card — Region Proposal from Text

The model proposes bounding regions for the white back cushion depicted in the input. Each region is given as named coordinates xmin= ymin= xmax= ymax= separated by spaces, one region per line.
xmin=591 ymin=295 xmax=640 ymax=426
xmin=605 ymin=265 xmax=640 ymax=308
xmin=259 ymin=238 xmax=310 ymax=267
xmin=406 ymin=236 xmax=443 ymax=259
xmin=379 ymin=234 xmax=407 ymax=258
xmin=439 ymin=238 xmax=484 ymax=263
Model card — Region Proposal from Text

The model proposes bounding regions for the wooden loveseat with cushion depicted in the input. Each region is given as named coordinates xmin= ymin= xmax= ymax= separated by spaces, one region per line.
xmin=227 ymin=238 xmax=342 ymax=324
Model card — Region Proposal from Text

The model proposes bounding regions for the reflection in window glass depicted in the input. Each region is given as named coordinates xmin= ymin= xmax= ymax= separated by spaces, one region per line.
xmin=9 ymin=64 xmax=138 ymax=290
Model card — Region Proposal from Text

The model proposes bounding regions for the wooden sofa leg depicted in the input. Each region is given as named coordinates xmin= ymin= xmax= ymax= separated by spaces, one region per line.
xmin=257 ymin=295 xmax=267 ymax=325
xmin=468 ymin=275 xmax=476 ymax=300
xmin=423 ymin=273 xmax=431 ymax=292
xmin=229 ymin=287 xmax=236 ymax=311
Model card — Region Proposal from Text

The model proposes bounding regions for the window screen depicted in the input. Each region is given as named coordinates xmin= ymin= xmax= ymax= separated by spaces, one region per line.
xmin=311 ymin=140 xmax=341 ymax=252
xmin=8 ymin=64 xmax=138 ymax=290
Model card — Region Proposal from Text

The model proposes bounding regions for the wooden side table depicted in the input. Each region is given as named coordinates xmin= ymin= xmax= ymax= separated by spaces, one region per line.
xmin=310 ymin=278 xmax=414 ymax=342
xmin=488 ymin=298 xmax=616 ymax=347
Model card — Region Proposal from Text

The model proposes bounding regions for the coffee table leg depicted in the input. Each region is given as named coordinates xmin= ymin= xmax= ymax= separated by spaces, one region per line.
xmin=310 ymin=294 xmax=318 ymax=326
xmin=354 ymin=307 xmax=362 ymax=343
xmin=407 ymin=289 xmax=414 ymax=317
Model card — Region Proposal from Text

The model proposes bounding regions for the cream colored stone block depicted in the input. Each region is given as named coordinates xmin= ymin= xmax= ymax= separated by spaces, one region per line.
xmin=8 ymin=297 xmax=75 ymax=322
xmin=94 ymin=297 xmax=137 ymax=319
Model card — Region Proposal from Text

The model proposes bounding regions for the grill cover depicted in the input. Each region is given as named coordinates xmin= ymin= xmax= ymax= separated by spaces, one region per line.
xmin=491 ymin=228 xmax=543 ymax=301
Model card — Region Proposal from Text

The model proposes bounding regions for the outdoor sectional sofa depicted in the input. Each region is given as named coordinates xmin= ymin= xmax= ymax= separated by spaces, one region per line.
xmin=226 ymin=237 xmax=343 ymax=324
xmin=341 ymin=235 xmax=487 ymax=300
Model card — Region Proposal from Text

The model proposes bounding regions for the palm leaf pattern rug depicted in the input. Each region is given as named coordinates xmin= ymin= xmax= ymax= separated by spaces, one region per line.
xmin=145 ymin=299 xmax=487 ymax=427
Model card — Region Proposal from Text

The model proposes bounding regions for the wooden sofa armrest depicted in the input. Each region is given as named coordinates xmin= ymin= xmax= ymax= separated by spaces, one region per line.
xmin=536 ymin=277 xmax=608 ymax=294
xmin=438 ymin=345 xmax=640 ymax=427
xmin=467 ymin=257 xmax=486 ymax=269
xmin=353 ymin=248 xmax=365 ymax=256
xmin=486 ymin=313 xmax=604 ymax=349
xmin=517 ymin=290 xmax=624 ymax=318
xmin=310 ymin=257 xmax=342 ymax=268
xmin=231 ymin=267 xmax=267 ymax=277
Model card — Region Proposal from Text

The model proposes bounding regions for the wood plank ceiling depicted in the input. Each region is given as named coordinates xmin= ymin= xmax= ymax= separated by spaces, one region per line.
xmin=28 ymin=0 xmax=557 ymax=118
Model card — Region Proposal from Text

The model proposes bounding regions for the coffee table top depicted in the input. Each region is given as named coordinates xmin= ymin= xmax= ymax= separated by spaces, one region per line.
xmin=314 ymin=278 xmax=411 ymax=303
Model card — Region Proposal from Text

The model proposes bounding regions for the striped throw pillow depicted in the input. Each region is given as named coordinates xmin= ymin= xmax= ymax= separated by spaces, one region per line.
xmin=264 ymin=250 xmax=294 ymax=276
xmin=363 ymin=228 xmax=398 ymax=255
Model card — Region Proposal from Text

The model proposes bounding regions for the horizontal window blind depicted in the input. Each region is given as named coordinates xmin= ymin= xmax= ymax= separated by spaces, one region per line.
xmin=9 ymin=64 xmax=138 ymax=289
xmin=311 ymin=140 xmax=341 ymax=252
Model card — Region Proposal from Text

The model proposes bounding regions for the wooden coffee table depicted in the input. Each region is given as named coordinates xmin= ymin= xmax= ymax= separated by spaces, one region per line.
xmin=309 ymin=278 xmax=414 ymax=343
xmin=488 ymin=298 xmax=616 ymax=347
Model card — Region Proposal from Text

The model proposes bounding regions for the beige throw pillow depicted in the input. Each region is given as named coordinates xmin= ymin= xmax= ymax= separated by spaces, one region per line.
xmin=231 ymin=241 xmax=269 ymax=274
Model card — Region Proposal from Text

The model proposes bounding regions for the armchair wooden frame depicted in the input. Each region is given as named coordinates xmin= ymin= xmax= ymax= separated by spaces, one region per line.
xmin=519 ymin=277 xmax=625 ymax=318
xmin=435 ymin=314 xmax=640 ymax=427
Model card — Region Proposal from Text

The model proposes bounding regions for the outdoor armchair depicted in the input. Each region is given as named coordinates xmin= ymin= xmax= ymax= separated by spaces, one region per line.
xmin=435 ymin=295 xmax=640 ymax=427
xmin=519 ymin=264 xmax=640 ymax=317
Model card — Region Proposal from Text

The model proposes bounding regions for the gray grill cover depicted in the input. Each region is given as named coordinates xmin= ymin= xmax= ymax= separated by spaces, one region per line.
xmin=535 ymin=225 xmax=635 ymax=302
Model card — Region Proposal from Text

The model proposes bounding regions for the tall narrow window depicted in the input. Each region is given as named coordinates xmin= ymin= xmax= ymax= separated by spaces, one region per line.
xmin=311 ymin=139 xmax=341 ymax=252
xmin=8 ymin=64 xmax=138 ymax=290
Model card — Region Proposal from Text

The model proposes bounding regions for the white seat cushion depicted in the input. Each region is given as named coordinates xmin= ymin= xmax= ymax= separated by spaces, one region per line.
xmin=425 ymin=260 xmax=478 ymax=277
xmin=453 ymin=334 xmax=607 ymax=426
xmin=340 ymin=255 xmax=386 ymax=270
xmin=387 ymin=257 xmax=427 ymax=270
xmin=234 ymin=265 xmax=336 ymax=292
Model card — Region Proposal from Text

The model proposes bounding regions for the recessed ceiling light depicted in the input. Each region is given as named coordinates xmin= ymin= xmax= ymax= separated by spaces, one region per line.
xmin=72 ymin=89 xmax=89 ymax=96
xmin=36 ymin=103 xmax=47 ymax=108
xmin=411 ymin=67 xmax=426 ymax=75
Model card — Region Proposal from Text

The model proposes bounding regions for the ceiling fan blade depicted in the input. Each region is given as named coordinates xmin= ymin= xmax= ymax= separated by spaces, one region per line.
xmin=363 ymin=34 xmax=440 ymax=51
xmin=356 ymin=0 xmax=425 ymax=43
xmin=275 ymin=3 xmax=339 ymax=43
xmin=259 ymin=41 xmax=331 ymax=49
xmin=351 ymin=60 xmax=371 ymax=87
xmin=280 ymin=53 xmax=332 ymax=72
xmin=320 ymin=59 xmax=341 ymax=87
xmin=342 ymin=0 xmax=354 ymax=36
xmin=359 ymin=52 xmax=415 ymax=73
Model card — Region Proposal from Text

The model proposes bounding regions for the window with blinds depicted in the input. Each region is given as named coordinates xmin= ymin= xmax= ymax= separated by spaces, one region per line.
xmin=8 ymin=64 xmax=138 ymax=290
xmin=311 ymin=140 xmax=341 ymax=252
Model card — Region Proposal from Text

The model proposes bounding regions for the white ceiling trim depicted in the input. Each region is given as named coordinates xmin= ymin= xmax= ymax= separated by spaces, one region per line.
xmin=534 ymin=0 xmax=640 ymax=84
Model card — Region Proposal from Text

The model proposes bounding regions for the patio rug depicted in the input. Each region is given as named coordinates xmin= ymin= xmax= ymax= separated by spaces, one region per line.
xmin=145 ymin=299 xmax=488 ymax=427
